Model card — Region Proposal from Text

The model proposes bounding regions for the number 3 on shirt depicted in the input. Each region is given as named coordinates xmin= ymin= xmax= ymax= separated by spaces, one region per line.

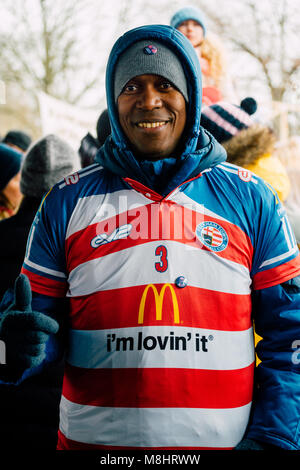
xmin=155 ymin=245 xmax=168 ymax=272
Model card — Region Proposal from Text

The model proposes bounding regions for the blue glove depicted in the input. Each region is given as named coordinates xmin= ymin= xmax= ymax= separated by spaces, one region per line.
xmin=0 ymin=274 xmax=59 ymax=377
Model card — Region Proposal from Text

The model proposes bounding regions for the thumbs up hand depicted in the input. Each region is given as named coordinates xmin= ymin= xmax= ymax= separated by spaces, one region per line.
xmin=0 ymin=274 xmax=59 ymax=373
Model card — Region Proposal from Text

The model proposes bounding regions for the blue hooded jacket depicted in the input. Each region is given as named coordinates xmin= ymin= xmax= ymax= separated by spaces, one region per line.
xmin=95 ymin=24 xmax=226 ymax=195
xmin=94 ymin=25 xmax=300 ymax=450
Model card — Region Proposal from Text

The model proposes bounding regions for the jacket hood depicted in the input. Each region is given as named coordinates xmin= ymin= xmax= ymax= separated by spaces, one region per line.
xmin=95 ymin=24 xmax=226 ymax=194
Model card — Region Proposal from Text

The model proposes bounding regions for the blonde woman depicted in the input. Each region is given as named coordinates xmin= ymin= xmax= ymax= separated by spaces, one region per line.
xmin=171 ymin=6 xmax=237 ymax=104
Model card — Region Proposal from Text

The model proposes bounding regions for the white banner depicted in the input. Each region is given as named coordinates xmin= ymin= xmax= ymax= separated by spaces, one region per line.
xmin=0 ymin=80 xmax=6 ymax=104
xmin=38 ymin=91 xmax=99 ymax=151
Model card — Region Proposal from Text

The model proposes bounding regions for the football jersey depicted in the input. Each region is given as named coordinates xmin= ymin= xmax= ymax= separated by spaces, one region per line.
xmin=22 ymin=161 xmax=300 ymax=450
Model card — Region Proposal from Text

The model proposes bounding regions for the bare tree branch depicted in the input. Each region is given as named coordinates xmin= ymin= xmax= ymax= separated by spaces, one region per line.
xmin=0 ymin=0 xmax=102 ymax=105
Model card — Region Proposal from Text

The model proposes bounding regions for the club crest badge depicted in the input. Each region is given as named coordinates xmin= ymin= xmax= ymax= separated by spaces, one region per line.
xmin=238 ymin=168 xmax=252 ymax=182
xmin=196 ymin=221 xmax=228 ymax=252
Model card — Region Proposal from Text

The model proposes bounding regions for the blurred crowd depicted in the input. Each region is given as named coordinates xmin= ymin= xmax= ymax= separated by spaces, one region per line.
xmin=0 ymin=4 xmax=299 ymax=450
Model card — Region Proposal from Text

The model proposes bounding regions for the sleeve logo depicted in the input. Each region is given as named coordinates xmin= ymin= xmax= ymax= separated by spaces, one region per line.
xmin=91 ymin=223 xmax=132 ymax=248
xmin=238 ymin=169 xmax=252 ymax=182
xmin=64 ymin=173 xmax=79 ymax=185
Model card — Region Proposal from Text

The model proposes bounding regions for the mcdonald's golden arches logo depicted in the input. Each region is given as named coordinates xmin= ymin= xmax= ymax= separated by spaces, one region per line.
xmin=138 ymin=283 xmax=180 ymax=324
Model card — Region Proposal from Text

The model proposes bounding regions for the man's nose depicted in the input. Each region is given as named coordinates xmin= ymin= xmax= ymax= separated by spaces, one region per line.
xmin=136 ymin=85 xmax=162 ymax=110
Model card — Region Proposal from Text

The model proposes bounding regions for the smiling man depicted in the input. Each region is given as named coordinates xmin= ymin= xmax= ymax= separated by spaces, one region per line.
xmin=117 ymin=74 xmax=187 ymax=160
xmin=114 ymin=40 xmax=188 ymax=161
xmin=1 ymin=25 xmax=300 ymax=452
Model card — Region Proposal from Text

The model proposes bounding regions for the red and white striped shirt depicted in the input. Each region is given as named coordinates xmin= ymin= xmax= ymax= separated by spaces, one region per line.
xmin=22 ymin=163 xmax=300 ymax=449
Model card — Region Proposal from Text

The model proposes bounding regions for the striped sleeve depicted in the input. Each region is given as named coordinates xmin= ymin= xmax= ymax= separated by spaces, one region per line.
xmin=251 ymin=182 xmax=300 ymax=290
xmin=21 ymin=186 xmax=69 ymax=297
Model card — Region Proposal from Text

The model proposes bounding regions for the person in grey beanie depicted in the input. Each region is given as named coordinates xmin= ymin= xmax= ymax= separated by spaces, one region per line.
xmin=0 ymin=133 xmax=79 ymax=296
xmin=0 ymin=134 xmax=78 ymax=450
xmin=20 ymin=133 xmax=80 ymax=198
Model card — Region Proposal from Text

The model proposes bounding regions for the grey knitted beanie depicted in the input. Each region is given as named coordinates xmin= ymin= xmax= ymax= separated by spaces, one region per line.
xmin=20 ymin=134 xmax=79 ymax=198
xmin=114 ymin=40 xmax=188 ymax=102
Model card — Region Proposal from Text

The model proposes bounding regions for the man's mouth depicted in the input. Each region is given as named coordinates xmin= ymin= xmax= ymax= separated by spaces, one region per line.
xmin=137 ymin=121 xmax=166 ymax=128
xmin=135 ymin=119 xmax=171 ymax=129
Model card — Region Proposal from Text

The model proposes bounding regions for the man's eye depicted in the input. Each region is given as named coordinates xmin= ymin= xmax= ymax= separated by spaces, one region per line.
xmin=160 ymin=82 xmax=172 ymax=90
xmin=124 ymin=84 xmax=137 ymax=92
